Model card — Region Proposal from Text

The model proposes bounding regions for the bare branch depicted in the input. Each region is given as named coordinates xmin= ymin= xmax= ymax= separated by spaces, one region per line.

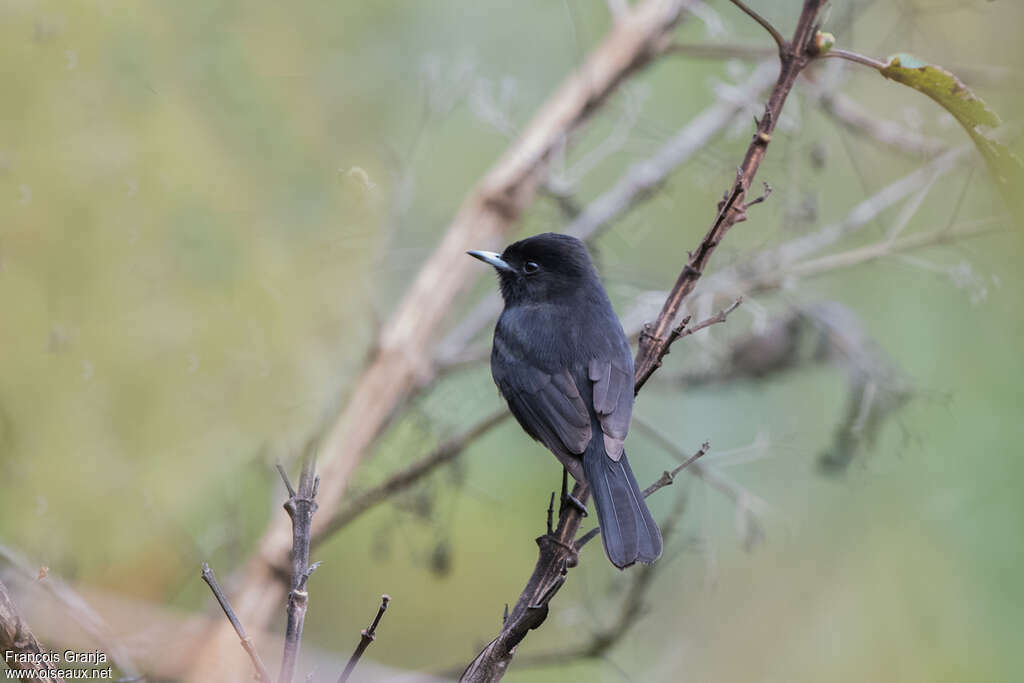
xmin=666 ymin=297 xmax=743 ymax=345
xmin=634 ymin=0 xmax=828 ymax=392
xmin=521 ymin=491 xmax=690 ymax=667
xmin=642 ymin=440 xmax=711 ymax=497
xmin=338 ymin=594 xmax=392 ymax=683
xmin=200 ymin=563 xmax=272 ymax=683
xmin=279 ymin=458 xmax=321 ymax=683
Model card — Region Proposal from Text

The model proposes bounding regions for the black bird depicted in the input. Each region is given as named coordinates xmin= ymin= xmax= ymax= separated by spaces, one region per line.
xmin=468 ymin=233 xmax=662 ymax=568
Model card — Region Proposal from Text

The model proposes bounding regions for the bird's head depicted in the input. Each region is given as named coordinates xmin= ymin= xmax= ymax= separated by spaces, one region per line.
xmin=468 ymin=232 xmax=597 ymax=305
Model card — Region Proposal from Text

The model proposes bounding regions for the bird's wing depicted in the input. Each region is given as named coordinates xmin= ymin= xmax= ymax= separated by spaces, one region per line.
xmin=492 ymin=336 xmax=592 ymax=457
xmin=588 ymin=357 xmax=633 ymax=461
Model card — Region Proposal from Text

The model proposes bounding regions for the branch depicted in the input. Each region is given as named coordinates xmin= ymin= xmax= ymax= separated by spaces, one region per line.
xmin=200 ymin=563 xmax=273 ymax=683
xmin=820 ymin=47 xmax=888 ymax=71
xmin=189 ymin=6 xmax=697 ymax=674
xmin=633 ymin=0 xmax=828 ymax=392
xmin=574 ymin=440 xmax=709 ymax=552
xmin=278 ymin=458 xmax=321 ymax=683
xmin=642 ymin=440 xmax=711 ymax=497
xmin=338 ymin=594 xmax=391 ymax=683
xmin=0 ymin=578 xmax=64 ymax=681
xmin=727 ymin=0 xmax=786 ymax=54
xmin=517 ymin=491 xmax=691 ymax=668
xmin=651 ymin=297 xmax=743 ymax=359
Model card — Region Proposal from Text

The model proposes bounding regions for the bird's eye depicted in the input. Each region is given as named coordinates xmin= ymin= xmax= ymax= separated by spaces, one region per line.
xmin=523 ymin=261 xmax=540 ymax=275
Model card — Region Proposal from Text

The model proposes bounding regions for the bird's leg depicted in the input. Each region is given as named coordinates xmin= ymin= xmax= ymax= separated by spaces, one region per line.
xmin=559 ymin=467 xmax=587 ymax=517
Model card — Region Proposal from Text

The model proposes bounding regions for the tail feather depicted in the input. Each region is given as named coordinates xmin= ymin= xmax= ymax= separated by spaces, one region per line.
xmin=583 ymin=444 xmax=663 ymax=568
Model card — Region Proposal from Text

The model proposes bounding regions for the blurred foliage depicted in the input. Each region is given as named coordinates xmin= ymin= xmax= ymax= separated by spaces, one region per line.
xmin=0 ymin=1 xmax=1022 ymax=681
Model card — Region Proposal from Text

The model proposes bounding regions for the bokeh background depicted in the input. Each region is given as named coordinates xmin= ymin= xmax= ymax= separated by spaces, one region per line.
xmin=1 ymin=1 xmax=1022 ymax=681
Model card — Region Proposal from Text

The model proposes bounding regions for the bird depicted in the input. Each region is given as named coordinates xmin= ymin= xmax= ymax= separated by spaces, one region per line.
xmin=468 ymin=232 xmax=662 ymax=568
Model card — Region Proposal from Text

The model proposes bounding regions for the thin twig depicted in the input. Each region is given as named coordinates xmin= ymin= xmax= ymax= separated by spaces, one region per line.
xmin=728 ymin=0 xmax=786 ymax=54
xmin=642 ymin=441 xmax=712 ymax=497
xmin=338 ymin=594 xmax=392 ymax=683
xmin=672 ymin=297 xmax=743 ymax=342
xmin=820 ymin=47 xmax=888 ymax=71
xmin=200 ymin=563 xmax=273 ymax=683
xmin=575 ymin=441 xmax=709 ymax=552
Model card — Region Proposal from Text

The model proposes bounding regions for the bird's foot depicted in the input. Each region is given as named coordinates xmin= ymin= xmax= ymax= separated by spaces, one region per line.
xmin=559 ymin=467 xmax=587 ymax=517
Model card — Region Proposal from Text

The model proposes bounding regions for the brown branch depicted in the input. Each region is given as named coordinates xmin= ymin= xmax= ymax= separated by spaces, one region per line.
xmin=518 ymin=491 xmax=690 ymax=668
xmin=633 ymin=0 xmax=827 ymax=393
xmin=278 ymin=458 xmax=321 ymax=683
xmin=188 ymin=7 xmax=696 ymax=676
xmin=651 ymin=297 xmax=743 ymax=362
xmin=460 ymin=481 xmax=589 ymax=682
xmin=0 ymin=578 xmax=64 ymax=681
xmin=313 ymin=409 xmax=509 ymax=546
xmin=200 ymin=563 xmax=272 ymax=683
xmin=338 ymin=594 xmax=391 ymax=683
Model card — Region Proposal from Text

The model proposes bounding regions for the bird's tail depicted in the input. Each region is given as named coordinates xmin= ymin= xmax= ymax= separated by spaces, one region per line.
xmin=583 ymin=442 xmax=662 ymax=569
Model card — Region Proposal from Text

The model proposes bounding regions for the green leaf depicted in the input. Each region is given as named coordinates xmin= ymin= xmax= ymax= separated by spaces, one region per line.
xmin=881 ymin=53 xmax=1023 ymax=211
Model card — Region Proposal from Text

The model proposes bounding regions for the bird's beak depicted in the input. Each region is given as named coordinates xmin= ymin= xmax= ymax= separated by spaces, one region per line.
xmin=467 ymin=250 xmax=513 ymax=272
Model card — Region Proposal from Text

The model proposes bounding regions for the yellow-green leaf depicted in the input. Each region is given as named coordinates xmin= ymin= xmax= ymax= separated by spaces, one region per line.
xmin=881 ymin=53 xmax=1022 ymax=210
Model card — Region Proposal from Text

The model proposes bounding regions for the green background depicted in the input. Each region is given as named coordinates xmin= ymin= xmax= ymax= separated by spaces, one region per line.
xmin=1 ymin=1 xmax=1021 ymax=681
